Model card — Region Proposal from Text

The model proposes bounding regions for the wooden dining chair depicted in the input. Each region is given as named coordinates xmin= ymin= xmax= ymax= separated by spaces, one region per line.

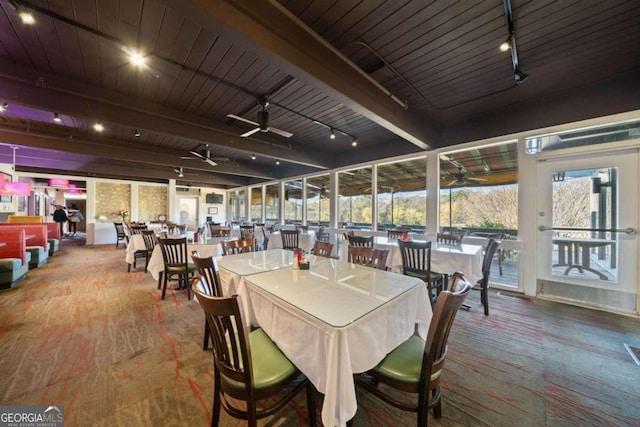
xmin=191 ymin=251 xmax=224 ymax=350
xmin=398 ymin=240 xmax=446 ymax=307
xmin=280 ymin=230 xmax=300 ymax=250
xmin=114 ymin=222 xmax=126 ymax=249
xmin=127 ymin=229 xmax=156 ymax=273
xmin=387 ymin=229 xmax=406 ymax=239
xmin=157 ymin=237 xmax=197 ymax=299
xmin=261 ymin=226 xmax=271 ymax=250
xmin=240 ymin=224 xmax=255 ymax=240
xmin=436 ymin=232 xmax=462 ymax=246
xmin=348 ymin=246 xmax=389 ymax=270
xmin=347 ymin=235 xmax=374 ymax=247
xmin=355 ymin=272 xmax=472 ymax=427
xmin=191 ymin=289 xmax=317 ymax=427
xmin=311 ymin=241 xmax=333 ymax=257
xmin=222 ymin=238 xmax=254 ymax=255
xmin=211 ymin=228 xmax=231 ymax=237
xmin=470 ymin=238 xmax=501 ymax=315
xmin=208 ymin=222 xmax=221 ymax=235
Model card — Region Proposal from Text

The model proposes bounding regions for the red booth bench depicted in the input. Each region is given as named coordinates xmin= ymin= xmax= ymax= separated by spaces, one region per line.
xmin=0 ymin=229 xmax=31 ymax=288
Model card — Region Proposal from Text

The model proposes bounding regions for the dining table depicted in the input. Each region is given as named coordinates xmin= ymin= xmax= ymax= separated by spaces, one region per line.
xmin=340 ymin=236 xmax=485 ymax=283
xmin=242 ymin=256 xmax=430 ymax=427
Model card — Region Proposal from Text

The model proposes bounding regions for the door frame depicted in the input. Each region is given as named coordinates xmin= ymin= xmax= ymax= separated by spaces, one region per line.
xmin=536 ymin=148 xmax=639 ymax=314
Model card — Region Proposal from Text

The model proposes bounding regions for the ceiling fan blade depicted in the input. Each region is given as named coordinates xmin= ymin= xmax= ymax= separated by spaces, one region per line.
xmin=241 ymin=128 xmax=261 ymax=137
xmin=445 ymin=179 xmax=458 ymax=186
xmin=204 ymin=158 xmax=218 ymax=166
xmin=269 ymin=127 xmax=293 ymax=138
xmin=189 ymin=150 xmax=205 ymax=160
xmin=211 ymin=157 xmax=230 ymax=162
xmin=468 ymin=177 xmax=487 ymax=182
xmin=228 ymin=114 xmax=259 ymax=126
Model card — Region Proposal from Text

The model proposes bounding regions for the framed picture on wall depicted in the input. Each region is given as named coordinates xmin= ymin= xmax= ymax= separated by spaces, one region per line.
xmin=208 ymin=207 xmax=218 ymax=214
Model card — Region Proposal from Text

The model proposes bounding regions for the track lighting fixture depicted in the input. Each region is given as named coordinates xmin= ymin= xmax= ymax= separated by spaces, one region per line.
xmin=502 ymin=0 xmax=529 ymax=84
xmin=173 ymin=167 xmax=184 ymax=178
xmin=330 ymin=128 xmax=336 ymax=140
xmin=499 ymin=36 xmax=511 ymax=52
xmin=483 ymin=161 xmax=490 ymax=172
xmin=514 ymin=67 xmax=529 ymax=84
xmin=0 ymin=103 xmax=7 ymax=112
xmin=53 ymin=113 xmax=61 ymax=122
xmin=276 ymin=160 xmax=280 ymax=165
xmin=133 ymin=129 xmax=141 ymax=137
xmin=93 ymin=123 xmax=104 ymax=132
xmin=250 ymin=154 xmax=256 ymax=160
xmin=351 ymin=138 xmax=358 ymax=147
xmin=312 ymin=120 xmax=359 ymax=147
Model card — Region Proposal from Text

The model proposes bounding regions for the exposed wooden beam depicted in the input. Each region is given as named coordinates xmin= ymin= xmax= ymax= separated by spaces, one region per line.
xmin=0 ymin=62 xmax=332 ymax=169
xmin=180 ymin=0 xmax=434 ymax=150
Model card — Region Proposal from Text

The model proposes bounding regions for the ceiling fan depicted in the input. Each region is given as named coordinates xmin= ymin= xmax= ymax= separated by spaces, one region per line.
xmin=227 ymin=97 xmax=293 ymax=138
xmin=180 ymin=144 xmax=229 ymax=166
xmin=445 ymin=166 xmax=487 ymax=186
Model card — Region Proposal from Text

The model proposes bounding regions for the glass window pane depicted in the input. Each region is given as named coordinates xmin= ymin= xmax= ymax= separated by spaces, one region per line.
xmin=265 ymin=184 xmax=279 ymax=224
xmin=284 ymin=179 xmax=303 ymax=225
xmin=377 ymin=157 xmax=426 ymax=232
xmin=306 ymin=174 xmax=330 ymax=226
xmin=250 ymin=187 xmax=262 ymax=222
xmin=338 ymin=167 xmax=372 ymax=229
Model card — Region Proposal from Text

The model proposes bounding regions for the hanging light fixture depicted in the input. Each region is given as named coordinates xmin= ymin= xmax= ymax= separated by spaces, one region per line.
xmin=330 ymin=128 xmax=336 ymax=140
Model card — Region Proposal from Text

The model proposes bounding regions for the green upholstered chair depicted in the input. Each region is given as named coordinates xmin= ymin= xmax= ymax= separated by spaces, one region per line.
xmin=355 ymin=272 xmax=472 ymax=427
xmin=191 ymin=289 xmax=316 ymax=427
xmin=157 ymin=237 xmax=196 ymax=299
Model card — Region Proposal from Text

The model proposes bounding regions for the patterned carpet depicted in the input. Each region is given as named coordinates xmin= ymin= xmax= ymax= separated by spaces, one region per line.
xmin=0 ymin=242 xmax=639 ymax=426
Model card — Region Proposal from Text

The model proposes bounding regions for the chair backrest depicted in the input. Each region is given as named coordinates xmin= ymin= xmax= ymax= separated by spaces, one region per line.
xmin=208 ymin=222 xmax=221 ymax=235
xmin=299 ymin=225 xmax=309 ymax=232
xmin=420 ymin=274 xmax=472 ymax=395
xmin=114 ymin=222 xmax=125 ymax=237
xmin=348 ymin=246 xmax=389 ymax=270
xmin=191 ymin=252 xmax=223 ymax=297
xmin=191 ymin=289 xmax=254 ymax=394
xmin=280 ymin=230 xmax=300 ymax=250
xmin=398 ymin=239 xmax=432 ymax=275
xmin=262 ymin=226 xmax=271 ymax=247
xmin=480 ymin=238 xmax=501 ymax=282
xmin=158 ymin=237 xmax=189 ymax=266
xmin=347 ymin=235 xmax=374 ymax=247
xmin=311 ymin=241 xmax=333 ymax=257
xmin=211 ymin=228 xmax=231 ymax=237
xmin=177 ymin=224 xmax=187 ymax=233
xmin=316 ymin=227 xmax=330 ymax=242
xmin=141 ymin=230 xmax=156 ymax=251
xmin=437 ymin=232 xmax=461 ymax=246
xmin=130 ymin=225 xmax=146 ymax=235
xmin=240 ymin=225 xmax=255 ymax=240
xmin=387 ymin=229 xmax=405 ymax=239
xmin=222 ymin=239 xmax=254 ymax=255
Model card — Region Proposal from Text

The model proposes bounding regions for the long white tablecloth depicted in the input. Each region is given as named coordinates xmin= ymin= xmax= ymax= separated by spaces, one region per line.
xmin=244 ymin=258 xmax=430 ymax=427
xmin=146 ymin=238 xmax=232 ymax=280
xmin=340 ymin=237 xmax=484 ymax=283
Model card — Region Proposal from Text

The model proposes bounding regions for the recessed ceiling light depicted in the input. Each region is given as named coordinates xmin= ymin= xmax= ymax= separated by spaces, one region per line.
xmin=53 ymin=113 xmax=62 ymax=123
xmin=93 ymin=123 xmax=104 ymax=132
xmin=0 ymin=103 xmax=7 ymax=112
xmin=19 ymin=11 xmax=35 ymax=25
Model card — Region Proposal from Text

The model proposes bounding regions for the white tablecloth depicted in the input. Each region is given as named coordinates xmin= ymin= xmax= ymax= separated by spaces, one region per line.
xmin=244 ymin=258 xmax=430 ymax=427
xmin=340 ymin=237 xmax=484 ymax=283
xmin=267 ymin=230 xmax=316 ymax=252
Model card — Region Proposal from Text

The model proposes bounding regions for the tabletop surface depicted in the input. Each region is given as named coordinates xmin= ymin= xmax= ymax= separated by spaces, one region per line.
xmin=245 ymin=257 xmax=423 ymax=327
xmin=216 ymin=248 xmax=294 ymax=276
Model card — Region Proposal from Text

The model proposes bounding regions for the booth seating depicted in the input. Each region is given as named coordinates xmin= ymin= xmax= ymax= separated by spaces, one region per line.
xmin=7 ymin=216 xmax=59 ymax=256
xmin=43 ymin=222 xmax=61 ymax=256
xmin=8 ymin=215 xmax=44 ymax=223
xmin=0 ymin=229 xmax=31 ymax=288
xmin=0 ymin=224 xmax=49 ymax=268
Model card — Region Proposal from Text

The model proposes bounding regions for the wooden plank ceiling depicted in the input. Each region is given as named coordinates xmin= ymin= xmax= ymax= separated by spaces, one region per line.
xmin=0 ymin=0 xmax=638 ymax=189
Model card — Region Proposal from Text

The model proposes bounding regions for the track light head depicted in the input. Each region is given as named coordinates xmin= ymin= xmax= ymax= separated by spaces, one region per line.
xmin=133 ymin=129 xmax=141 ymax=137
xmin=53 ymin=113 xmax=62 ymax=122
xmin=0 ymin=103 xmax=8 ymax=112
xmin=330 ymin=128 xmax=336 ymax=140
xmin=514 ymin=68 xmax=529 ymax=84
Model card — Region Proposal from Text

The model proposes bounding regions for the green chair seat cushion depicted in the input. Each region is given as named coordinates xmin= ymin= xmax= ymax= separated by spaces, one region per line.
xmin=223 ymin=328 xmax=297 ymax=391
xmin=372 ymin=335 xmax=441 ymax=384
xmin=405 ymin=270 xmax=444 ymax=282
xmin=165 ymin=263 xmax=196 ymax=273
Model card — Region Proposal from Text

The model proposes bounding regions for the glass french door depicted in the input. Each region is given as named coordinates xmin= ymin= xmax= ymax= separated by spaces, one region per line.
xmin=537 ymin=150 xmax=639 ymax=314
